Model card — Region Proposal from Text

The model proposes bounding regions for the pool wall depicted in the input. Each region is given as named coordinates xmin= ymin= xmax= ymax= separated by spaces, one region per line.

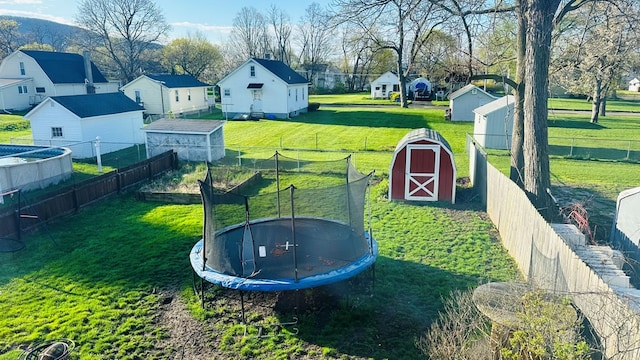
xmin=0 ymin=145 xmax=73 ymax=192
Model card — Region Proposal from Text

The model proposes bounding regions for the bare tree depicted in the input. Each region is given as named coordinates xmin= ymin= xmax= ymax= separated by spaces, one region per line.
xmin=332 ymin=0 xmax=449 ymax=107
xmin=297 ymin=2 xmax=334 ymax=84
xmin=229 ymin=6 xmax=269 ymax=60
xmin=0 ymin=19 xmax=21 ymax=59
xmin=75 ymin=0 xmax=170 ymax=83
xmin=162 ymin=32 xmax=222 ymax=83
xmin=267 ymin=5 xmax=293 ymax=65
xmin=551 ymin=1 xmax=640 ymax=123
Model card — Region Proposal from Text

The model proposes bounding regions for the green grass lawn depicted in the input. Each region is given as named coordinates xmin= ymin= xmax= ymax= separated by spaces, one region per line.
xmin=310 ymin=92 xmax=398 ymax=105
xmin=1 ymin=98 xmax=640 ymax=359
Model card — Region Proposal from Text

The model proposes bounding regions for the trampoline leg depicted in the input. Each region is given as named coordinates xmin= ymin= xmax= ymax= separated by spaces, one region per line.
xmin=240 ymin=291 xmax=246 ymax=324
xmin=200 ymin=277 xmax=205 ymax=309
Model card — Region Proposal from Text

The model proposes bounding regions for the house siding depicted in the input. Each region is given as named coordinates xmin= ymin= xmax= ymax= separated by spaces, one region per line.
xmin=122 ymin=76 xmax=209 ymax=116
xmin=0 ymin=79 xmax=33 ymax=110
xmin=219 ymin=59 xmax=308 ymax=119
xmin=371 ymin=72 xmax=399 ymax=99
xmin=28 ymin=99 xmax=145 ymax=158
xmin=449 ymin=86 xmax=496 ymax=122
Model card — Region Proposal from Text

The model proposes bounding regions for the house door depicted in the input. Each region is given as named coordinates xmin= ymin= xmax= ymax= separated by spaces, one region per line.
xmin=251 ymin=90 xmax=263 ymax=112
xmin=405 ymin=144 xmax=440 ymax=201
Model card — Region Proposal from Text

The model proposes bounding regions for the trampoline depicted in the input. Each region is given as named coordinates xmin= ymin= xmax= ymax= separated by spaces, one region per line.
xmin=190 ymin=152 xmax=377 ymax=295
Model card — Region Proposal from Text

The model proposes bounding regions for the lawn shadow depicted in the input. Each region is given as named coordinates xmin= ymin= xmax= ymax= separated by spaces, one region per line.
xmin=548 ymin=119 xmax=606 ymax=130
xmin=270 ymin=108 xmax=435 ymax=130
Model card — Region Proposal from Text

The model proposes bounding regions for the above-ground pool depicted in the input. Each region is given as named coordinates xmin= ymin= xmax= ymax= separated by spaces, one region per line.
xmin=0 ymin=144 xmax=72 ymax=191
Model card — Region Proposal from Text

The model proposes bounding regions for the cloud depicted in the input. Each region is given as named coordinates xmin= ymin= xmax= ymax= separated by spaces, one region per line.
xmin=171 ymin=21 xmax=232 ymax=34
xmin=0 ymin=0 xmax=42 ymax=4
xmin=0 ymin=9 xmax=75 ymax=25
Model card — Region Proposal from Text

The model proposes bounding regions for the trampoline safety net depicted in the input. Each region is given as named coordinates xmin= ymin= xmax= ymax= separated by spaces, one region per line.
xmin=199 ymin=152 xmax=374 ymax=282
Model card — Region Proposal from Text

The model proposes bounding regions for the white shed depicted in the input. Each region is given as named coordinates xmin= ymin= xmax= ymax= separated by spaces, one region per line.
xmin=371 ymin=72 xmax=400 ymax=99
xmin=24 ymin=92 xmax=145 ymax=158
xmin=629 ymin=78 xmax=640 ymax=92
xmin=142 ymin=119 xmax=226 ymax=162
xmin=0 ymin=78 xmax=33 ymax=112
xmin=473 ymin=95 xmax=515 ymax=150
xmin=449 ymin=84 xmax=496 ymax=122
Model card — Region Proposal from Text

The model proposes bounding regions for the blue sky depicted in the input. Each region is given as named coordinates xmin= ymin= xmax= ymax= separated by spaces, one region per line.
xmin=0 ymin=0 xmax=328 ymax=44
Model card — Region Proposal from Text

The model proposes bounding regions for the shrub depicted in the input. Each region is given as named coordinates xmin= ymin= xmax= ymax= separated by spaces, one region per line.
xmin=308 ymin=102 xmax=321 ymax=111
xmin=390 ymin=92 xmax=400 ymax=102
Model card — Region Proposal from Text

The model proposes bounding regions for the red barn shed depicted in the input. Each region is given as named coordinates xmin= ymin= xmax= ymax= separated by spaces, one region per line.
xmin=389 ymin=128 xmax=456 ymax=203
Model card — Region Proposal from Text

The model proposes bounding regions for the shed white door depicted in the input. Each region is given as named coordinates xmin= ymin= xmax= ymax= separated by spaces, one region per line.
xmin=405 ymin=144 xmax=440 ymax=201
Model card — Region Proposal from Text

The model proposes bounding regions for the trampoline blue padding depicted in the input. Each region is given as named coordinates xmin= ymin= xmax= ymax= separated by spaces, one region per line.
xmin=190 ymin=234 xmax=378 ymax=292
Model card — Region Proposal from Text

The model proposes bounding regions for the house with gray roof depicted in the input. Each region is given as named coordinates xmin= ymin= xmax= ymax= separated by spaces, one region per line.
xmin=0 ymin=49 xmax=119 ymax=111
xmin=121 ymin=74 xmax=213 ymax=117
xmin=24 ymin=92 xmax=145 ymax=158
xmin=217 ymin=57 xmax=309 ymax=119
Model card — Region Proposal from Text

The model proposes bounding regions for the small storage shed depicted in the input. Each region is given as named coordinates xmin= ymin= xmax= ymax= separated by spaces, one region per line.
xmin=142 ymin=119 xmax=226 ymax=162
xmin=629 ymin=78 xmax=640 ymax=92
xmin=449 ymin=84 xmax=496 ymax=122
xmin=389 ymin=128 xmax=456 ymax=203
xmin=473 ymin=95 xmax=515 ymax=150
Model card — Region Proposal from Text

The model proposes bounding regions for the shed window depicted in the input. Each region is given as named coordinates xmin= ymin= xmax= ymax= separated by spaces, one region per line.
xmin=250 ymin=65 xmax=255 ymax=77
xmin=134 ymin=90 xmax=141 ymax=103
xmin=19 ymin=62 xmax=25 ymax=75
xmin=18 ymin=85 xmax=28 ymax=94
xmin=51 ymin=127 xmax=63 ymax=138
xmin=175 ymin=90 xmax=179 ymax=102
xmin=224 ymin=89 xmax=231 ymax=97
xmin=36 ymin=87 xmax=45 ymax=93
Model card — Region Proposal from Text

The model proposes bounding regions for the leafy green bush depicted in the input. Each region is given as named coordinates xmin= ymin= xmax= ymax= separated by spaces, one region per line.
xmin=308 ymin=102 xmax=321 ymax=111
xmin=0 ymin=119 xmax=30 ymax=132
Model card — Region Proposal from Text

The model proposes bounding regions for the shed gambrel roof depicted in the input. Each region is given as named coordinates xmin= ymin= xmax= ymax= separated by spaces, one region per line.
xmin=48 ymin=92 xmax=144 ymax=118
xmin=21 ymin=50 xmax=109 ymax=84
xmin=394 ymin=128 xmax=453 ymax=153
xmin=145 ymin=74 xmax=211 ymax=88
xmin=251 ymin=58 xmax=308 ymax=84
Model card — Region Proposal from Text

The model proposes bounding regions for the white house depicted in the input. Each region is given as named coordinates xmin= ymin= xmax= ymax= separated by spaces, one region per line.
xmin=629 ymin=78 xmax=640 ymax=92
xmin=448 ymin=84 xmax=497 ymax=122
xmin=218 ymin=57 xmax=309 ymax=119
xmin=370 ymin=72 xmax=400 ymax=99
xmin=142 ymin=119 xmax=226 ymax=162
xmin=0 ymin=50 xmax=119 ymax=112
xmin=121 ymin=74 xmax=212 ymax=117
xmin=24 ymin=92 xmax=145 ymax=158
xmin=473 ymin=95 xmax=515 ymax=150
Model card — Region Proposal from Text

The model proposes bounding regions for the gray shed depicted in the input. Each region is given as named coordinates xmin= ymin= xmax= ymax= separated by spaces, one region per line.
xmin=142 ymin=119 xmax=226 ymax=162
xmin=473 ymin=95 xmax=515 ymax=150
xmin=611 ymin=186 xmax=640 ymax=285
xmin=449 ymin=84 xmax=496 ymax=122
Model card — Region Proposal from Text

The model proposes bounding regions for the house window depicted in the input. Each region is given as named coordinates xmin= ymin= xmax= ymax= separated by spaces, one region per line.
xmin=224 ymin=89 xmax=231 ymax=97
xmin=187 ymin=89 xmax=191 ymax=101
xmin=19 ymin=62 xmax=25 ymax=75
xmin=36 ymin=87 xmax=45 ymax=93
xmin=18 ymin=85 xmax=28 ymax=94
xmin=393 ymin=84 xmax=399 ymax=92
xmin=134 ymin=90 xmax=141 ymax=104
xmin=250 ymin=65 xmax=255 ymax=77
xmin=175 ymin=90 xmax=179 ymax=102
xmin=296 ymin=88 xmax=298 ymax=101
xmin=51 ymin=127 xmax=63 ymax=138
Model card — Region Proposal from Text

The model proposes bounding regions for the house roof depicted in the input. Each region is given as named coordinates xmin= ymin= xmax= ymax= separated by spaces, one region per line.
xmin=145 ymin=74 xmax=211 ymax=88
xmin=20 ymin=50 xmax=109 ymax=84
xmin=473 ymin=95 xmax=515 ymax=116
xmin=449 ymin=84 xmax=495 ymax=100
xmin=251 ymin=58 xmax=308 ymax=84
xmin=142 ymin=118 xmax=225 ymax=134
xmin=48 ymin=92 xmax=144 ymax=118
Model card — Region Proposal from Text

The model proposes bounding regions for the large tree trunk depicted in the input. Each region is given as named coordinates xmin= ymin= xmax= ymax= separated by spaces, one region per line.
xmin=591 ymin=78 xmax=602 ymax=123
xmin=510 ymin=0 xmax=527 ymax=188
xmin=523 ymin=0 xmax=558 ymax=220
